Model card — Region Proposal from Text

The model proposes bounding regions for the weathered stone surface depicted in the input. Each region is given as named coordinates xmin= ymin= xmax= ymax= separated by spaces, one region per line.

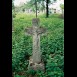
xmin=25 ymin=27 xmax=33 ymax=35
xmin=25 ymin=26 xmax=46 ymax=35
xmin=25 ymin=18 xmax=46 ymax=71
xmin=28 ymin=57 xmax=45 ymax=71
xmin=32 ymin=18 xmax=40 ymax=26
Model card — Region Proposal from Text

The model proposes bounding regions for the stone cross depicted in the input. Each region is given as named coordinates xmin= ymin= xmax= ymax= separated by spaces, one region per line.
xmin=25 ymin=18 xmax=46 ymax=70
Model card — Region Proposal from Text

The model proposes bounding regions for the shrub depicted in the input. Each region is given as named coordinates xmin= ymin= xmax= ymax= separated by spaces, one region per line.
xmin=12 ymin=13 xmax=64 ymax=77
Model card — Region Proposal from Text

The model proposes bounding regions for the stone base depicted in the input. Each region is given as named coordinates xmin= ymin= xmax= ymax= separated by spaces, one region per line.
xmin=28 ymin=57 xmax=45 ymax=71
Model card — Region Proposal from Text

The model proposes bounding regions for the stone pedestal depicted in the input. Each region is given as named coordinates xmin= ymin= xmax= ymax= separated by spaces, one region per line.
xmin=28 ymin=56 xmax=45 ymax=71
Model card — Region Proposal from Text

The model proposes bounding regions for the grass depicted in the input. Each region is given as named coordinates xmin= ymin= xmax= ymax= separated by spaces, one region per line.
xmin=12 ymin=13 xmax=64 ymax=77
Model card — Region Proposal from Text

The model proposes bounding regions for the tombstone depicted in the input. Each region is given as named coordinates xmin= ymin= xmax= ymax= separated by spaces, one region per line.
xmin=25 ymin=18 xmax=46 ymax=71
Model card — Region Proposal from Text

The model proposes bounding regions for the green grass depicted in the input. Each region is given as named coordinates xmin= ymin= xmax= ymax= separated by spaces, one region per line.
xmin=12 ymin=13 xmax=64 ymax=77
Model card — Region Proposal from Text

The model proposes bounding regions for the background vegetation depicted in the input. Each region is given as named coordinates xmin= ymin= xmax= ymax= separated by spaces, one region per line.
xmin=12 ymin=13 xmax=64 ymax=77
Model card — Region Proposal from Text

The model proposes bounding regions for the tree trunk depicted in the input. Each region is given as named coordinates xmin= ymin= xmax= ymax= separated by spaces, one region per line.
xmin=35 ymin=0 xmax=37 ymax=18
xmin=46 ymin=0 xmax=49 ymax=18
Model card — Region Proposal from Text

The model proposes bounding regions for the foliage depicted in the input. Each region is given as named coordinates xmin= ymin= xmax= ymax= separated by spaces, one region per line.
xmin=12 ymin=13 xmax=64 ymax=77
xmin=12 ymin=0 xmax=16 ymax=18
xmin=60 ymin=4 xmax=64 ymax=19
xmin=12 ymin=0 xmax=15 ymax=9
xmin=19 ymin=0 xmax=56 ymax=17
xmin=60 ymin=4 xmax=64 ymax=10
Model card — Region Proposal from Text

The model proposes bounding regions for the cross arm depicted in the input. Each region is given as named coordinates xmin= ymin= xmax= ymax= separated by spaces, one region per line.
xmin=25 ymin=27 xmax=33 ymax=35
xmin=37 ymin=26 xmax=47 ymax=35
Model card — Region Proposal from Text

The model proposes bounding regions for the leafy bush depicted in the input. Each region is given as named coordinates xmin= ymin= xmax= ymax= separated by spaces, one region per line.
xmin=12 ymin=13 xmax=64 ymax=77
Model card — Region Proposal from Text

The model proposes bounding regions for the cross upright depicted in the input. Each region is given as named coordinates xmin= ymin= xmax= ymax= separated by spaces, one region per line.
xmin=25 ymin=18 xmax=46 ymax=70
